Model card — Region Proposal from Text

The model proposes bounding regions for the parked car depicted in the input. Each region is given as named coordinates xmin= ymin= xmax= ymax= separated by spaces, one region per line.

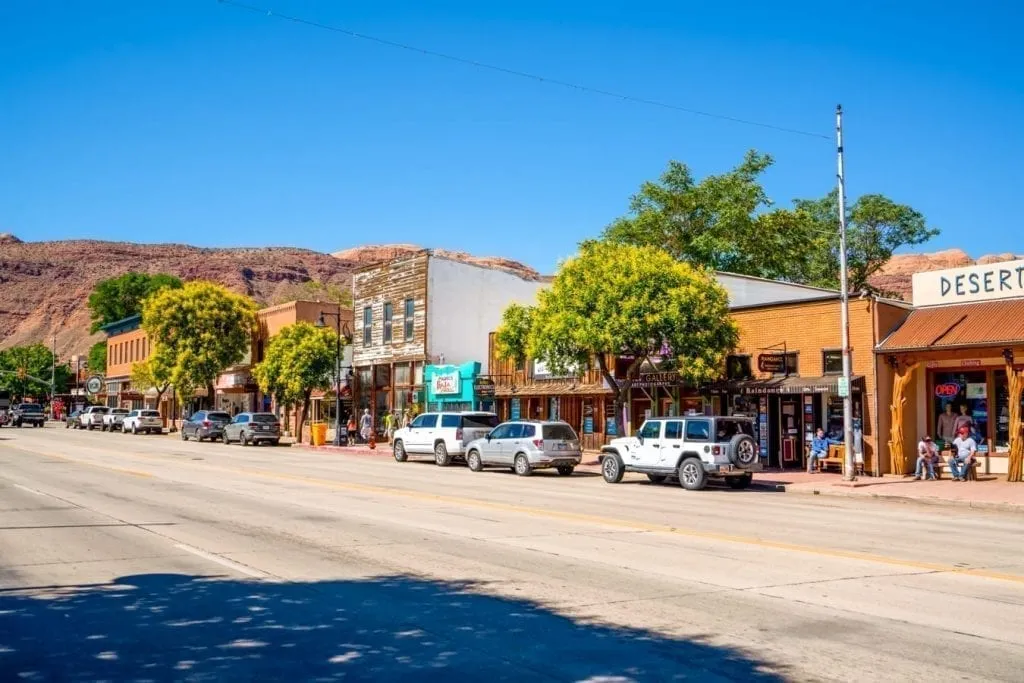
xmin=65 ymin=409 xmax=82 ymax=429
xmin=392 ymin=411 xmax=499 ymax=466
xmin=78 ymin=406 xmax=109 ymax=430
xmin=599 ymin=416 xmax=761 ymax=490
xmin=102 ymin=408 xmax=131 ymax=432
xmin=11 ymin=403 xmax=46 ymax=428
xmin=180 ymin=410 xmax=232 ymax=442
xmin=465 ymin=420 xmax=582 ymax=476
xmin=122 ymin=409 xmax=163 ymax=435
xmin=222 ymin=412 xmax=281 ymax=446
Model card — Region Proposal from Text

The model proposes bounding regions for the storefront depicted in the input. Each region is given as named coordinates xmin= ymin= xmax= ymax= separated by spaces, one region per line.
xmin=877 ymin=258 xmax=1024 ymax=479
xmin=424 ymin=362 xmax=495 ymax=413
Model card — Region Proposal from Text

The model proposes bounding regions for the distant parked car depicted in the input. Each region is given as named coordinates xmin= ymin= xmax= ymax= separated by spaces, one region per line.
xmin=222 ymin=412 xmax=281 ymax=446
xmin=11 ymin=403 xmax=46 ymax=428
xmin=102 ymin=408 xmax=131 ymax=432
xmin=392 ymin=411 xmax=499 ymax=466
xmin=122 ymin=409 xmax=163 ymax=435
xmin=464 ymin=420 xmax=583 ymax=476
xmin=65 ymin=410 xmax=82 ymax=429
xmin=180 ymin=410 xmax=232 ymax=442
xmin=79 ymin=406 xmax=109 ymax=430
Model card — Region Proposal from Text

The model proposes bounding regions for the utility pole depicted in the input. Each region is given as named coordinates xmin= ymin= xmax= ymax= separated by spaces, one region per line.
xmin=836 ymin=104 xmax=856 ymax=481
xmin=50 ymin=334 xmax=56 ymax=402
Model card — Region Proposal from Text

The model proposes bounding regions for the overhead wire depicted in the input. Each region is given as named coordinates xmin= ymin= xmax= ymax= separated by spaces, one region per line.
xmin=217 ymin=0 xmax=831 ymax=141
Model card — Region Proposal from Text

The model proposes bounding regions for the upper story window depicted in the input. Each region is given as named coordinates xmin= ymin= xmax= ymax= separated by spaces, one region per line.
xmin=726 ymin=355 xmax=752 ymax=380
xmin=362 ymin=306 xmax=372 ymax=346
xmin=383 ymin=302 xmax=393 ymax=343
xmin=770 ymin=353 xmax=799 ymax=377
xmin=404 ymin=299 xmax=415 ymax=340
xmin=823 ymin=349 xmax=848 ymax=375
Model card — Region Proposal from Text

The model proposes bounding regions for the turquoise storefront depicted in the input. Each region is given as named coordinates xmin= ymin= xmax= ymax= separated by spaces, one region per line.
xmin=424 ymin=362 xmax=495 ymax=412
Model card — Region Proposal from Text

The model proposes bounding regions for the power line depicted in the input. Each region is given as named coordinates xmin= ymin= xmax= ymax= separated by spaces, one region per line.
xmin=217 ymin=0 xmax=831 ymax=141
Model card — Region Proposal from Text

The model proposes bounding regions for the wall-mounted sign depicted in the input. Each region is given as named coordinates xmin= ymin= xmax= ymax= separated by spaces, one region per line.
xmin=510 ymin=398 xmax=521 ymax=420
xmin=934 ymin=382 xmax=960 ymax=398
xmin=912 ymin=258 xmax=1024 ymax=307
xmin=757 ymin=353 xmax=787 ymax=373
xmin=473 ymin=378 xmax=495 ymax=398
xmin=431 ymin=371 xmax=460 ymax=395
xmin=85 ymin=376 xmax=103 ymax=395
xmin=631 ymin=372 xmax=683 ymax=388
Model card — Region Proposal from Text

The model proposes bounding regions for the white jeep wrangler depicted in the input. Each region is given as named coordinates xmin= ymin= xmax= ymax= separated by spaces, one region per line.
xmin=599 ymin=416 xmax=761 ymax=490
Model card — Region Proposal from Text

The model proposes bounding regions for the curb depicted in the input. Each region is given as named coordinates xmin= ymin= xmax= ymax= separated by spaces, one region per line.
xmin=779 ymin=485 xmax=1024 ymax=514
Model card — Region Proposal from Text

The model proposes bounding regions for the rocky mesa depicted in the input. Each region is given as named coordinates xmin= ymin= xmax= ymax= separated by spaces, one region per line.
xmin=0 ymin=238 xmax=540 ymax=359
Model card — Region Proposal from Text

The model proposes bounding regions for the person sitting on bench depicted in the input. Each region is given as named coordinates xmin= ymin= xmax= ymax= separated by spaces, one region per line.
xmin=914 ymin=435 xmax=939 ymax=480
xmin=949 ymin=425 xmax=977 ymax=482
xmin=807 ymin=428 xmax=829 ymax=474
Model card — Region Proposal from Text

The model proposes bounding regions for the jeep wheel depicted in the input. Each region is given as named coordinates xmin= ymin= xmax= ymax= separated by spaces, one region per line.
xmin=434 ymin=442 xmax=451 ymax=467
xmin=601 ymin=453 xmax=625 ymax=484
xmin=678 ymin=457 xmax=707 ymax=491
xmin=556 ymin=465 xmax=575 ymax=477
xmin=646 ymin=474 xmax=667 ymax=484
xmin=727 ymin=473 xmax=753 ymax=490
xmin=393 ymin=440 xmax=408 ymax=462
xmin=514 ymin=454 xmax=532 ymax=477
xmin=728 ymin=433 xmax=759 ymax=469
xmin=467 ymin=450 xmax=483 ymax=472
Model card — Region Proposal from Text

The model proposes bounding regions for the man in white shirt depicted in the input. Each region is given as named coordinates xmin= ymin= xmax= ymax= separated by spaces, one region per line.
xmin=914 ymin=435 xmax=939 ymax=480
xmin=949 ymin=426 xmax=977 ymax=482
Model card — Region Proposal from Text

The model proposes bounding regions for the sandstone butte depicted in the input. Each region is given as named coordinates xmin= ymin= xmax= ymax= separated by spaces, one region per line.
xmin=0 ymin=237 xmax=541 ymax=359
xmin=1 ymin=235 xmax=1019 ymax=359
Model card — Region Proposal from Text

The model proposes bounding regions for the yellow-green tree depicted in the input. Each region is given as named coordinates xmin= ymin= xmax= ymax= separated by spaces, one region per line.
xmin=252 ymin=322 xmax=336 ymax=440
xmin=141 ymin=282 xmax=257 ymax=402
xmin=130 ymin=356 xmax=172 ymax=422
xmin=496 ymin=241 xmax=737 ymax=435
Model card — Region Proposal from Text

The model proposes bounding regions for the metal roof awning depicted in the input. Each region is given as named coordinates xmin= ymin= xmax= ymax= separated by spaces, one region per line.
xmin=711 ymin=375 xmax=865 ymax=395
xmin=877 ymin=299 xmax=1024 ymax=353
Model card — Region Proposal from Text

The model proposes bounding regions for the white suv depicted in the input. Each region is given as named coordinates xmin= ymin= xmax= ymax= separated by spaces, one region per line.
xmin=599 ymin=416 xmax=761 ymax=490
xmin=122 ymin=409 xmax=163 ymax=435
xmin=392 ymin=412 xmax=499 ymax=466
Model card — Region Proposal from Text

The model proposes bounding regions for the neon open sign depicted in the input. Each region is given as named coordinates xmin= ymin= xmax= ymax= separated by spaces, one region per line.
xmin=934 ymin=383 xmax=960 ymax=398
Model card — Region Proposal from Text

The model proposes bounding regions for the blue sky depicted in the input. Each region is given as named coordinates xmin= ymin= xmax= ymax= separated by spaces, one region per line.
xmin=1 ymin=1 xmax=1021 ymax=273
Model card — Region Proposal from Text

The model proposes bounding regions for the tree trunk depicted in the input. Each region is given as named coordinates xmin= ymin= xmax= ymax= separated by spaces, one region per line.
xmin=597 ymin=353 xmax=644 ymax=437
xmin=298 ymin=392 xmax=311 ymax=444
xmin=1006 ymin=358 xmax=1024 ymax=483
xmin=206 ymin=381 xmax=216 ymax=411
xmin=888 ymin=361 xmax=917 ymax=476
xmin=155 ymin=385 xmax=168 ymax=427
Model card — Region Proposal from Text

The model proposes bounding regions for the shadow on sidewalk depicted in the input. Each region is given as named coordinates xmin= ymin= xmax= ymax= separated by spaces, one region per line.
xmin=0 ymin=573 xmax=785 ymax=681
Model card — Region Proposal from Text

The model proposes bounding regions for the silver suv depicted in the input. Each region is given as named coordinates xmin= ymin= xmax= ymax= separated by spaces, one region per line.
xmin=465 ymin=420 xmax=583 ymax=477
xmin=599 ymin=416 xmax=760 ymax=490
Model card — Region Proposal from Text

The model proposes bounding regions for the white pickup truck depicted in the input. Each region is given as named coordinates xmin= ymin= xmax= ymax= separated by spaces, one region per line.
xmin=102 ymin=408 xmax=131 ymax=432
xmin=78 ymin=405 xmax=109 ymax=430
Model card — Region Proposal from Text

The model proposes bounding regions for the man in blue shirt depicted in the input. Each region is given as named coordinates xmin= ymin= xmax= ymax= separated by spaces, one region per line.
xmin=807 ymin=428 xmax=830 ymax=474
xmin=949 ymin=425 xmax=978 ymax=482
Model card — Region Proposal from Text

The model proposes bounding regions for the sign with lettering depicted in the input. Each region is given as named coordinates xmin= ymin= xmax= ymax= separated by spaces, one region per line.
xmin=431 ymin=371 xmax=460 ymax=395
xmin=632 ymin=372 xmax=683 ymax=388
xmin=934 ymin=382 xmax=960 ymax=398
xmin=473 ymin=378 xmax=495 ymax=398
xmin=912 ymin=258 xmax=1024 ymax=307
xmin=757 ymin=353 xmax=787 ymax=373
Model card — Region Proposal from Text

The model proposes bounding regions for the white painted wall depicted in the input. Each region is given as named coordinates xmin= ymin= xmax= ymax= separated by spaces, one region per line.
xmin=717 ymin=273 xmax=838 ymax=308
xmin=426 ymin=257 xmax=547 ymax=373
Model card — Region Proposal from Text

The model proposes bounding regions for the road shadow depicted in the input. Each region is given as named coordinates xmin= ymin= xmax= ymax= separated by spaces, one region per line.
xmin=0 ymin=573 xmax=785 ymax=681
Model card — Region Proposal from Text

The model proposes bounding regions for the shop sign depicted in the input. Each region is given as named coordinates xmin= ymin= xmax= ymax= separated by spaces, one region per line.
xmin=605 ymin=417 xmax=617 ymax=436
xmin=583 ymin=416 xmax=594 ymax=434
xmin=961 ymin=359 xmax=981 ymax=367
xmin=432 ymin=371 xmax=460 ymax=395
xmin=912 ymin=258 xmax=1024 ymax=307
xmin=934 ymin=382 xmax=960 ymax=398
xmin=966 ymin=383 xmax=987 ymax=399
xmin=85 ymin=376 xmax=103 ymax=395
xmin=757 ymin=353 xmax=787 ymax=373
xmin=631 ymin=372 xmax=683 ymax=388
xmin=510 ymin=398 xmax=521 ymax=420
xmin=757 ymin=397 xmax=769 ymax=459
xmin=473 ymin=378 xmax=496 ymax=398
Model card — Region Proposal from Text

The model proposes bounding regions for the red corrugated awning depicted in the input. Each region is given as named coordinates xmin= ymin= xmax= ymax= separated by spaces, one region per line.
xmin=877 ymin=299 xmax=1024 ymax=352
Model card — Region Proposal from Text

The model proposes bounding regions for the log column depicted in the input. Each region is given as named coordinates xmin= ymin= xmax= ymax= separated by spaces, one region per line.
xmin=1005 ymin=350 xmax=1024 ymax=483
xmin=887 ymin=357 xmax=918 ymax=476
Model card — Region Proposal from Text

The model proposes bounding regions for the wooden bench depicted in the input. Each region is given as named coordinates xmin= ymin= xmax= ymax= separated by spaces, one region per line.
xmin=933 ymin=455 xmax=978 ymax=480
xmin=816 ymin=444 xmax=845 ymax=473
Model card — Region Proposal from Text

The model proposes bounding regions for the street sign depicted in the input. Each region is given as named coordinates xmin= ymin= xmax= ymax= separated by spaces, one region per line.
xmin=837 ymin=376 xmax=850 ymax=398
xmin=85 ymin=376 xmax=103 ymax=395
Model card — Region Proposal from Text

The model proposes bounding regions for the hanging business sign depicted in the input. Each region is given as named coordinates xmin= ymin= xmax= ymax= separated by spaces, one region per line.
xmin=431 ymin=371 xmax=460 ymax=395
xmin=473 ymin=378 xmax=496 ymax=398
xmin=757 ymin=353 xmax=787 ymax=373
xmin=85 ymin=376 xmax=103 ymax=395
xmin=912 ymin=258 xmax=1024 ymax=307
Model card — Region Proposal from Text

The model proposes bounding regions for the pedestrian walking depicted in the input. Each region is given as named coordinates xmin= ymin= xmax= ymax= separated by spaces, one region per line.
xmin=359 ymin=408 xmax=373 ymax=444
xmin=346 ymin=414 xmax=357 ymax=446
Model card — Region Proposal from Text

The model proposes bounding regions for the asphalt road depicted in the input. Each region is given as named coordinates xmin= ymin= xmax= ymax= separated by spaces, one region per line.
xmin=2 ymin=425 xmax=1023 ymax=682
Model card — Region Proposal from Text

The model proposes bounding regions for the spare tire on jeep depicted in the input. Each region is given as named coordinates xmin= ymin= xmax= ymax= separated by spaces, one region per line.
xmin=728 ymin=433 xmax=759 ymax=468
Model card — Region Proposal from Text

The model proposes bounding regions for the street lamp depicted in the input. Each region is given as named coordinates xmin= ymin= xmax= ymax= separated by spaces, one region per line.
xmin=316 ymin=311 xmax=351 ymax=446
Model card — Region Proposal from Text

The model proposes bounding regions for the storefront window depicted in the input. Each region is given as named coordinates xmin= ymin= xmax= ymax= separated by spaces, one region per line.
xmin=394 ymin=363 xmax=411 ymax=386
xmin=994 ymin=370 xmax=1024 ymax=450
xmin=413 ymin=362 xmax=424 ymax=387
xmin=932 ymin=371 xmax=987 ymax=447
xmin=374 ymin=364 xmax=391 ymax=390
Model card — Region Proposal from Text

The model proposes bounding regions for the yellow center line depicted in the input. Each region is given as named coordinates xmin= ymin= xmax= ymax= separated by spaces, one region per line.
xmin=13 ymin=442 xmax=1024 ymax=585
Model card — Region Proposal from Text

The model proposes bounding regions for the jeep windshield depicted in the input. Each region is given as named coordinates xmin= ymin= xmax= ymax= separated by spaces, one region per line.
xmin=715 ymin=419 xmax=755 ymax=440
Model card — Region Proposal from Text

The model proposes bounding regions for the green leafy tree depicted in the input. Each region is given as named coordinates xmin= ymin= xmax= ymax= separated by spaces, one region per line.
xmin=88 ymin=272 xmax=183 ymax=333
xmin=87 ymin=341 xmax=108 ymax=377
xmin=0 ymin=344 xmax=72 ymax=399
xmin=252 ymin=322 xmax=336 ymax=441
xmin=130 ymin=356 xmax=172 ymax=421
xmin=603 ymin=151 xmax=936 ymax=294
xmin=794 ymin=191 xmax=938 ymax=293
xmin=495 ymin=241 xmax=738 ymax=435
xmin=141 ymin=281 xmax=257 ymax=402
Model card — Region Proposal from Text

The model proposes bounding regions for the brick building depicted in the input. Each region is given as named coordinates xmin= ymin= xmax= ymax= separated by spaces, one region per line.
xmin=713 ymin=295 xmax=911 ymax=474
